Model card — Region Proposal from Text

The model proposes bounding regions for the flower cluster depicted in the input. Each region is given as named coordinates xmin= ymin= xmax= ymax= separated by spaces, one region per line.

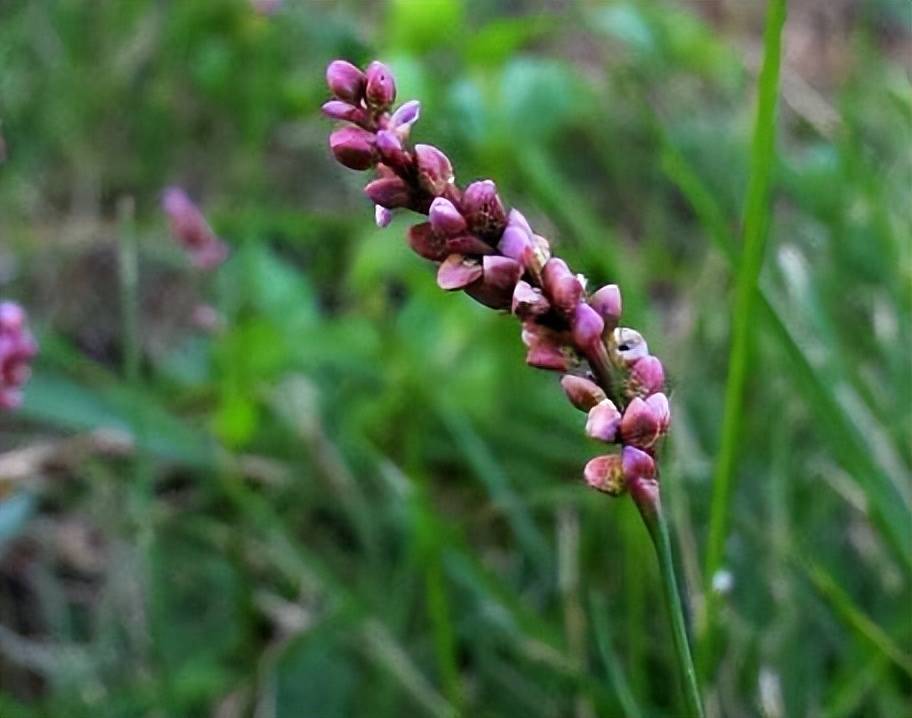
xmin=161 ymin=187 xmax=228 ymax=270
xmin=0 ymin=301 xmax=38 ymax=411
xmin=323 ymin=60 xmax=670 ymax=498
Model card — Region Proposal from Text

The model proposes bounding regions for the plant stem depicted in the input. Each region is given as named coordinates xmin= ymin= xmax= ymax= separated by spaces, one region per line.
xmin=631 ymin=481 xmax=704 ymax=718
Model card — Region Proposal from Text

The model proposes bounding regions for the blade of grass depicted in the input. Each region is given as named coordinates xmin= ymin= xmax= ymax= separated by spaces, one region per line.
xmin=702 ymin=0 xmax=787 ymax=669
xmin=588 ymin=591 xmax=644 ymax=718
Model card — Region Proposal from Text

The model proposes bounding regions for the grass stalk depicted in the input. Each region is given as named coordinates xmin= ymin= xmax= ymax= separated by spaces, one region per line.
xmin=702 ymin=0 xmax=787 ymax=663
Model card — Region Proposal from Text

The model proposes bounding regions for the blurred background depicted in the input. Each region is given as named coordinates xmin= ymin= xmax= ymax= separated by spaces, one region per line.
xmin=0 ymin=0 xmax=910 ymax=716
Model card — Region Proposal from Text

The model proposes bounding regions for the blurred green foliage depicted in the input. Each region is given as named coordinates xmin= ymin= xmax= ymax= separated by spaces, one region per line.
xmin=0 ymin=0 xmax=910 ymax=716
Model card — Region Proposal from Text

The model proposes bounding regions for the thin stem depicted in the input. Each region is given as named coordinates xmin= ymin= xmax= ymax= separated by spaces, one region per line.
xmin=632 ymin=482 xmax=704 ymax=718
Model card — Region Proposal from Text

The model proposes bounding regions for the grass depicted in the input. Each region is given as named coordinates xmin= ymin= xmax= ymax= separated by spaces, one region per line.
xmin=0 ymin=0 xmax=910 ymax=716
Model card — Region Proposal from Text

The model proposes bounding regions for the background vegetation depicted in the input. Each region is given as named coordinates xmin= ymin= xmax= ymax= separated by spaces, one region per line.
xmin=0 ymin=0 xmax=910 ymax=716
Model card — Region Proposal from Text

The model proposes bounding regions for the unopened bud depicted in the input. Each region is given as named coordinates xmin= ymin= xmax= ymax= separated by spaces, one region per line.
xmin=364 ymin=176 xmax=412 ymax=209
xmin=329 ymin=126 xmax=376 ymax=170
xmin=326 ymin=60 xmax=366 ymax=104
xmin=645 ymin=392 xmax=671 ymax=432
xmin=619 ymin=397 xmax=662 ymax=449
xmin=584 ymin=454 xmax=626 ymax=495
xmin=408 ymin=222 xmax=448 ymax=261
xmin=462 ymin=180 xmax=507 ymax=239
xmin=390 ymin=100 xmax=421 ymax=138
xmin=465 ymin=256 xmax=523 ymax=309
xmin=621 ymin=445 xmax=656 ymax=482
xmin=429 ymin=197 xmax=467 ymax=236
xmin=542 ymin=258 xmax=583 ymax=313
xmin=321 ymin=100 xmax=364 ymax=124
xmin=560 ymin=375 xmax=606 ymax=412
xmin=627 ymin=355 xmax=665 ymax=397
xmin=590 ymin=284 xmax=622 ymax=331
xmin=375 ymin=205 xmax=393 ymax=228
xmin=415 ymin=144 xmax=454 ymax=196
xmin=586 ymin=399 xmax=622 ymax=443
xmin=572 ymin=303 xmax=605 ymax=352
xmin=512 ymin=281 xmax=550 ymax=319
xmin=365 ymin=61 xmax=396 ymax=109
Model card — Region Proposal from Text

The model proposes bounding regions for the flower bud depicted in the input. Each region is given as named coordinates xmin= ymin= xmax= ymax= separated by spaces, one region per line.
xmin=621 ymin=445 xmax=656 ymax=482
xmin=415 ymin=144 xmax=454 ymax=196
xmin=590 ymin=284 xmax=622 ymax=331
xmin=511 ymin=281 xmax=550 ymax=319
xmin=619 ymin=397 xmax=662 ymax=449
xmin=162 ymin=187 xmax=228 ymax=269
xmin=429 ymin=197 xmax=467 ymax=236
xmin=584 ymin=454 xmax=626 ymax=495
xmin=522 ymin=321 xmax=571 ymax=372
xmin=326 ymin=60 xmax=366 ymax=104
xmin=364 ymin=176 xmax=412 ymax=209
xmin=375 ymin=129 xmax=410 ymax=171
xmin=462 ymin=180 xmax=507 ymax=239
xmin=498 ymin=225 xmax=534 ymax=264
xmin=586 ymin=399 xmax=622 ymax=443
xmin=329 ymin=126 xmax=376 ymax=170
xmin=390 ymin=100 xmax=421 ymax=137
xmin=560 ymin=375 xmax=607 ymax=412
xmin=571 ymin=303 xmax=605 ymax=353
xmin=321 ymin=100 xmax=364 ymax=124
xmin=375 ymin=205 xmax=393 ymax=228
xmin=627 ymin=355 xmax=665 ymax=397
xmin=611 ymin=327 xmax=649 ymax=365
xmin=0 ymin=301 xmax=38 ymax=412
xmin=507 ymin=208 xmax=533 ymax=235
xmin=365 ymin=61 xmax=396 ymax=109
xmin=408 ymin=222 xmax=448 ymax=261
xmin=645 ymin=391 xmax=671 ymax=432
xmin=542 ymin=258 xmax=583 ymax=313
xmin=437 ymin=254 xmax=483 ymax=290
xmin=465 ymin=256 xmax=523 ymax=309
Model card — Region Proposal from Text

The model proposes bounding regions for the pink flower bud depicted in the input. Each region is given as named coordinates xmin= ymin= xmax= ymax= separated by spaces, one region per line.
xmin=329 ymin=126 xmax=376 ymax=170
xmin=621 ymin=445 xmax=656 ymax=482
xmin=462 ymin=180 xmax=507 ymax=239
xmin=522 ymin=321 xmax=571 ymax=372
xmin=326 ymin=60 xmax=366 ymax=104
xmin=507 ymin=208 xmax=533 ymax=235
xmin=0 ymin=301 xmax=37 ymax=412
xmin=584 ymin=454 xmax=626 ymax=495
xmin=390 ymin=100 xmax=421 ymax=137
xmin=542 ymin=258 xmax=583 ymax=313
xmin=571 ymin=303 xmax=605 ymax=352
xmin=586 ymin=399 xmax=622 ymax=443
xmin=628 ymin=355 xmax=665 ymax=397
xmin=512 ymin=281 xmax=550 ymax=319
xmin=561 ymin=375 xmax=607 ymax=412
xmin=590 ymin=284 xmax=622 ymax=330
xmin=437 ymin=254 xmax=483 ymax=290
xmin=645 ymin=392 xmax=671 ymax=432
xmin=365 ymin=61 xmax=396 ymax=109
xmin=415 ymin=144 xmax=454 ymax=196
xmin=374 ymin=130 xmax=410 ymax=172
xmin=321 ymin=100 xmax=362 ymax=124
xmin=364 ymin=176 xmax=412 ymax=209
xmin=619 ymin=397 xmax=662 ymax=449
xmin=162 ymin=187 xmax=228 ymax=269
xmin=375 ymin=205 xmax=393 ymax=228
xmin=498 ymin=225 xmax=534 ymax=263
xmin=408 ymin=222 xmax=448 ymax=261
xmin=465 ymin=256 xmax=523 ymax=309
xmin=428 ymin=197 xmax=467 ymax=236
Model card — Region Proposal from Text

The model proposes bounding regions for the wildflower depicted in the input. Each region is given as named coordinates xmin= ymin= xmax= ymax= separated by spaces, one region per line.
xmin=0 ymin=301 xmax=37 ymax=411
xmin=321 ymin=59 xmax=673 ymax=495
xmin=161 ymin=187 xmax=228 ymax=269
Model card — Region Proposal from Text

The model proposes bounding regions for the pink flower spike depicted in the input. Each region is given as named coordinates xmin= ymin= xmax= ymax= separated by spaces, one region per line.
xmin=326 ymin=60 xmax=366 ymax=104
xmin=584 ymin=454 xmax=626 ymax=495
xmin=586 ymin=399 xmax=622 ymax=443
xmin=628 ymin=355 xmax=665 ymax=397
xmin=429 ymin=197 xmax=467 ymax=236
xmin=590 ymin=284 xmax=622 ymax=330
xmin=437 ymin=254 xmax=483 ymax=290
xmin=620 ymin=397 xmax=662 ymax=449
xmin=561 ymin=375 xmax=607 ymax=412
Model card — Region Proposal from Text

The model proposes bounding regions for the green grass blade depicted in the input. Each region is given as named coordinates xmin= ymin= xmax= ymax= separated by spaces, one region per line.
xmin=702 ymin=0 xmax=785 ymax=652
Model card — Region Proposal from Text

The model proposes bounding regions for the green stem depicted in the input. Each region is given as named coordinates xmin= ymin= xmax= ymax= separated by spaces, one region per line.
xmin=632 ymin=482 xmax=704 ymax=718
